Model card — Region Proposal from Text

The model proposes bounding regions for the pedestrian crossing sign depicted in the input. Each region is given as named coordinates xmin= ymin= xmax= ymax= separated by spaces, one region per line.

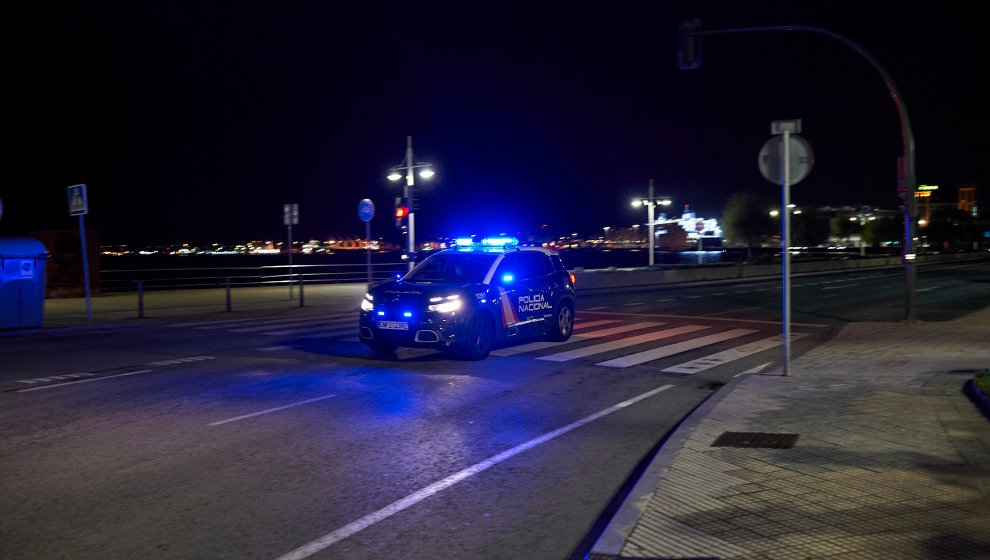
xmin=68 ymin=184 xmax=87 ymax=216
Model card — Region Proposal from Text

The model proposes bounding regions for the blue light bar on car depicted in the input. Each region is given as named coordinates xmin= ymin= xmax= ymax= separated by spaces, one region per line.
xmin=481 ymin=237 xmax=519 ymax=247
xmin=454 ymin=238 xmax=474 ymax=247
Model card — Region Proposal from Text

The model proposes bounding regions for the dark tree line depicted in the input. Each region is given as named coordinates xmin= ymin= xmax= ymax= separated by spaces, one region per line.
xmin=719 ymin=191 xmax=988 ymax=255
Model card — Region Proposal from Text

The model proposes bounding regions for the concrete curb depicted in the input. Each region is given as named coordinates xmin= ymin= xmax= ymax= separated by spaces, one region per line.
xmin=586 ymin=373 xmax=753 ymax=558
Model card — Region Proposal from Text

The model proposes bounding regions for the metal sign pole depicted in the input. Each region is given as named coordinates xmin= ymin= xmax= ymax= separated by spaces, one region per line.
xmin=79 ymin=214 xmax=92 ymax=324
xmin=358 ymin=198 xmax=376 ymax=289
xmin=782 ymin=130 xmax=792 ymax=377
xmin=405 ymin=136 xmax=416 ymax=272
xmin=760 ymin=120 xmax=811 ymax=377
xmin=289 ymin=223 xmax=294 ymax=300
xmin=647 ymin=179 xmax=655 ymax=266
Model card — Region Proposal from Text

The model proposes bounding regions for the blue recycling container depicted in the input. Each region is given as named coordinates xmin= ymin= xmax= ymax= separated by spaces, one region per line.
xmin=0 ymin=238 xmax=49 ymax=328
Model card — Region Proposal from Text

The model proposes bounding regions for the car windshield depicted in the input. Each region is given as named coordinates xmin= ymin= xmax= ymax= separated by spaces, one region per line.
xmin=404 ymin=252 xmax=499 ymax=284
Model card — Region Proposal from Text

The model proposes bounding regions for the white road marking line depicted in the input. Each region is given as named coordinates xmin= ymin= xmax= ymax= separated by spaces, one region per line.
xmin=209 ymin=315 xmax=353 ymax=330
xmin=263 ymin=322 xmax=355 ymax=336
xmin=146 ymin=356 xmax=215 ymax=367
xmin=621 ymin=302 xmax=642 ymax=306
xmin=662 ymin=333 xmax=809 ymax=374
xmin=701 ymin=306 xmax=760 ymax=317
xmin=16 ymin=370 xmax=153 ymax=392
xmin=272 ymin=384 xmax=675 ymax=560
xmin=301 ymin=329 xmax=360 ymax=339
xmin=580 ymin=309 xmax=830 ymax=328
xmin=656 ymin=298 xmax=675 ymax=302
xmin=490 ymin=322 xmax=663 ymax=357
xmin=572 ymin=322 xmax=664 ymax=337
xmin=573 ymin=320 xmax=620 ymax=329
xmin=490 ymin=336 xmax=591 ymax=356
xmin=709 ymin=293 xmax=726 ymax=296
xmin=17 ymin=372 xmax=96 ymax=384
xmin=209 ymin=394 xmax=337 ymax=426
xmin=229 ymin=319 xmax=349 ymax=333
xmin=684 ymin=295 xmax=702 ymax=299
xmin=537 ymin=325 xmax=709 ymax=362
xmin=193 ymin=318 xmax=308 ymax=330
xmin=917 ymin=285 xmax=944 ymax=293
xmin=255 ymin=345 xmax=301 ymax=351
xmin=169 ymin=312 xmax=353 ymax=328
xmin=586 ymin=306 xmax=608 ymax=310
xmin=739 ymin=361 xmax=775 ymax=375
xmin=822 ymin=284 xmax=860 ymax=290
xmin=596 ymin=328 xmax=757 ymax=368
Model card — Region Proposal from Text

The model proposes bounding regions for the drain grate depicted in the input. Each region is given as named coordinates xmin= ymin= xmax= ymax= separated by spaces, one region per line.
xmin=711 ymin=431 xmax=798 ymax=449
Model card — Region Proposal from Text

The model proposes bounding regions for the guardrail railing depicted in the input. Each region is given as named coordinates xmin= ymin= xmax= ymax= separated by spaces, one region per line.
xmin=100 ymin=263 xmax=408 ymax=293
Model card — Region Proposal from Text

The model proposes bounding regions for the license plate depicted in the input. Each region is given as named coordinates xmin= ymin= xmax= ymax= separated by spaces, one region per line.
xmin=378 ymin=321 xmax=409 ymax=331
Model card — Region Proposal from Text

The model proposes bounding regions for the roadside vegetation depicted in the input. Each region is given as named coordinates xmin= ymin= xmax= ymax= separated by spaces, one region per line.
xmin=976 ymin=369 xmax=990 ymax=396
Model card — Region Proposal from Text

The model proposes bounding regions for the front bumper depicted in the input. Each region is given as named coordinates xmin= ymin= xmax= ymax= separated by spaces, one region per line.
xmin=359 ymin=310 xmax=467 ymax=349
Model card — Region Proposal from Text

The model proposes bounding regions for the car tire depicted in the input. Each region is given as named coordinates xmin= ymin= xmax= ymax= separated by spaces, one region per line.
xmin=365 ymin=341 xmax=398 ymax=356
xmin=454 ymin=312 xmax=495 ymax=360
xmin=547 ymin=301 xmax=574 ymax=342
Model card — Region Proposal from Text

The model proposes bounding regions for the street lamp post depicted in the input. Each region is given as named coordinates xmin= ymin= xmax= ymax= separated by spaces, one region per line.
xmin=631 ymin=179 xmax=671 ymax=266
xmin=678 ymin=20 xmax=919 ymax=322
xmin=388 ymin=136 xmax=435 ymax=271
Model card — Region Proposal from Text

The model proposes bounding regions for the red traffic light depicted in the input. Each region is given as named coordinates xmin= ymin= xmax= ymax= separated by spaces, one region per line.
xmin=394 ymin=206 xmax=409 ymax=219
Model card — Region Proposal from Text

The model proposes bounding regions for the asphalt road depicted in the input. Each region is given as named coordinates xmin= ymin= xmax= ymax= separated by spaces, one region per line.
xmin=2 ymin=258 xmax=988 ymax=560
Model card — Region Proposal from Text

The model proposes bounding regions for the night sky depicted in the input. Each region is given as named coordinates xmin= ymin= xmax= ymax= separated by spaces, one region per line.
xmin=1 ymin=2 xmax=985 ymax=246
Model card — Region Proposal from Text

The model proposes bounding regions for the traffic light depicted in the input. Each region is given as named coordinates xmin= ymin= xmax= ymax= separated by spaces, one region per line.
xmin=394 ymin=196 xmax=409 ymax=228
xmin=678 ymin=19 xmax=703 ymax=70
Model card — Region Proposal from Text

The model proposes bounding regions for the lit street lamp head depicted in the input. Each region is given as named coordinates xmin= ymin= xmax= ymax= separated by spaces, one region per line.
xmin=418 ymin=169 xmax=435 ymax=179
xmin=387 ymin=171 xmax=403 ymax=181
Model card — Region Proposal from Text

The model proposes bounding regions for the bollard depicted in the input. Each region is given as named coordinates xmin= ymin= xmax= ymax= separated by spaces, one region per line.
xmin=226 ymin=277 xmax=232 ymax=312
xmin=299 ymin=276 xmax=305 ymax=307
xmin=138 ymin=280 xmax=144 ymax=318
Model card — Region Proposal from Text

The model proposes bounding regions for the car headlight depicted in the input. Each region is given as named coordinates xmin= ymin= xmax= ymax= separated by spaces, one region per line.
xmin=427 ymin=294 xmax=462 ymax=313
xmin=361 ymin=293 xmax=374 ymax=311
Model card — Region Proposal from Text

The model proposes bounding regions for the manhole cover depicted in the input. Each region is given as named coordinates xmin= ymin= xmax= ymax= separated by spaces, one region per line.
xmin=711 ymin=431 xmax=798 ymax=449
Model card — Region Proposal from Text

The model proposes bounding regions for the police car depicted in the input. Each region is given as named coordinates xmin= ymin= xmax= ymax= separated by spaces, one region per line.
xmin=359 ymin=237 xmax=576 ymax=360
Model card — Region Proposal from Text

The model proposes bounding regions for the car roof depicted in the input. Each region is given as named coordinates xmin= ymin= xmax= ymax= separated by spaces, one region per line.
xmin=412 ymin=246 xmax=562 ymax=285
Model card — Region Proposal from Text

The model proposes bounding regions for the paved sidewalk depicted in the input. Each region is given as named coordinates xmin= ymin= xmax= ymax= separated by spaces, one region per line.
xmin=590 ymin=308 xmax=990 ymax=560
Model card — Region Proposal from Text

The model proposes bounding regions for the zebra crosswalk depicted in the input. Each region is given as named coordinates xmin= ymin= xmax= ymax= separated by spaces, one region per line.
xmin=498 ymin=317 xmax=804 ymax=371
xmin=165 ymin=314 xmax=804 ymax=373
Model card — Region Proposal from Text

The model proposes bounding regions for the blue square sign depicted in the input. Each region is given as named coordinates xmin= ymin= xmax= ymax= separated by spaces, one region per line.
xmin=68 ymin=184 xmax=87 ymax=216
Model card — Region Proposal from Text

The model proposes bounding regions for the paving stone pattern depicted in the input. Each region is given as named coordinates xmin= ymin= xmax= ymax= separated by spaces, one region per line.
xmin=618 ymin=310 xmax=990 ymax=560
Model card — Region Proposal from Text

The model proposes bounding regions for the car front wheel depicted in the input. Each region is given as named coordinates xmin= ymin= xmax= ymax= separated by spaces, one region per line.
xmin=454 ymin=312 xmax=495 ymax=360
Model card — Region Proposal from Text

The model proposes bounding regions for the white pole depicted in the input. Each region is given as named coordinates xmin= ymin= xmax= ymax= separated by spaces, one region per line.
xmin=647 ymin=179 xmax=655 ymax=266
xmin=405 ymin=136 xmax=416 ymax=272
xmin=782 ymin=130 xmax=792 ymax=376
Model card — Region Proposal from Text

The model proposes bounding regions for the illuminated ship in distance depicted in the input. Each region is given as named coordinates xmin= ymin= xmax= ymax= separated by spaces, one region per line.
xmin=657 ymin=205 xmax=722 ymax=240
